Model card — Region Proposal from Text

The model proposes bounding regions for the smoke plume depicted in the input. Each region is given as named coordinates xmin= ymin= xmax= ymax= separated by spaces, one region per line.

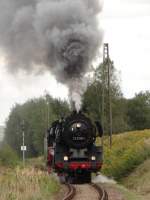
xmin=0 ymin=0 xmax=103 ymax=111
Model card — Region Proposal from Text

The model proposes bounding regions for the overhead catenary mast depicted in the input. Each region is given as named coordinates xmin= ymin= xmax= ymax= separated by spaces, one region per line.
xmin=102 ymin=43 xmax=113 ymax=148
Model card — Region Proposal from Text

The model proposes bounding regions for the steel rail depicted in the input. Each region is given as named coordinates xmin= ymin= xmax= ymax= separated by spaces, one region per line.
xmin=90 ymin=183 xmax=109 ymax=200
xmin=62 ymin=183 xmax=108 ymax=200
xmin=62 ymin=184 xmax=76 ymax=200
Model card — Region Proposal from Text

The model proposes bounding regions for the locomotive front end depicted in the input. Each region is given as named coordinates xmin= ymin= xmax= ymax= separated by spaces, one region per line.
xmin=47 ymin=111 xmax=103 ymax=183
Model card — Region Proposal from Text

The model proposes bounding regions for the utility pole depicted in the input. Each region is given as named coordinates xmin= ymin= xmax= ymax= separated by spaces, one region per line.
xmin=103 ymin=43 xmax=113 ymax=148
xmin=21 ymin=120 xmax=26 ymax=166
xmin=44 ymin=92 xmax=49 ymax=161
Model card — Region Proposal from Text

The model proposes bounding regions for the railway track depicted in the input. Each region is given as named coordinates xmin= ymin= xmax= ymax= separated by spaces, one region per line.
xmin=91 ymin=183 xmax=109 ymax=200
xmin=62 ymin=184 xmax=76 ymax=200
xmin=62 ymin=183 xmax=108 ymax=200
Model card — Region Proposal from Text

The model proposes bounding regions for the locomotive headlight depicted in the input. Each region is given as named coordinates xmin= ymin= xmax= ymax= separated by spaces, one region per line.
xmin=76 ymin=123 xmax=81 ymax=128
xmin=64 ymin=156 xmax=68 ymax=161
xmin=91 ymin=156 xmax=96 ymax=161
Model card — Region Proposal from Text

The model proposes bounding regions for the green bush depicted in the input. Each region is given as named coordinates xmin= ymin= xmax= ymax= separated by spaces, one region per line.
xmin=0 ymin=144 xmax=19 ymax=167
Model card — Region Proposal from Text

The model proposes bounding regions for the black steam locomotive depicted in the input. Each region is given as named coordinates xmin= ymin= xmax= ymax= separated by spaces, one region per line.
xmin=47 ymin=111 xmax=103 ymax=183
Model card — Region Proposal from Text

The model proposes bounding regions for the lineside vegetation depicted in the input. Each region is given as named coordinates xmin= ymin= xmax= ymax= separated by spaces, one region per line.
xmin=0 ymin=167 xmax=60 ymax=200
xmin=102 ymin=130 xmax=150 ymax=180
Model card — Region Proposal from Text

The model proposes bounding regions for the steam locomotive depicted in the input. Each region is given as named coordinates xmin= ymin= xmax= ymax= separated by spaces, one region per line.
xmin=47 ymin=111 xmax=103 ymax=183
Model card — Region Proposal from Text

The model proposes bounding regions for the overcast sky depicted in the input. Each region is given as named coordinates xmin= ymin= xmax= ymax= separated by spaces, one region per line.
xmin=0 ymin=0 xmax=150 ymax=125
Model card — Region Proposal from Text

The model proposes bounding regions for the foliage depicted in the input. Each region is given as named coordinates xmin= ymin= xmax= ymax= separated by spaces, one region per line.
xmin=127 ymin=91 xmax=150 ymax=130
xmin=4 ymin=95 xmax=70 ymax=157
xmin=0 ymin=144 xmax=19 ymax=167
xmin=84 ymin=62 xmax=150 ymax=134
xmin=102 ymin=130 xmax=150 ymax=180
xmin=83 ymin=62 xmax=130 ymax=133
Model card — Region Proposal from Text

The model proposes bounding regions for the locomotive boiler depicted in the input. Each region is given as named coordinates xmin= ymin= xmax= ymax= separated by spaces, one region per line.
xmin=47 ymin=111 xmax=103 ymax=183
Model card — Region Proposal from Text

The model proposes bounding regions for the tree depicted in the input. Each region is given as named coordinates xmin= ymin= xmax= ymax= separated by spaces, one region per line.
xmin=5 ymin=95 xmax=70 ymax=157
xmin=83 ymin=62 xmax=130 ymax=133
xmin=127 ymin=91 xmax=150 ymax=130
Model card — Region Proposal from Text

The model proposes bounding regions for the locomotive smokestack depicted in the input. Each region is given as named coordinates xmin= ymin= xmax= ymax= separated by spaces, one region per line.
xmin=71 ymin=100 xmax=82 ymax=114
xmin=0 ymin=0 xmax=103 ymax=110
xmin=71 ymin=101 xmax=76 ymax=111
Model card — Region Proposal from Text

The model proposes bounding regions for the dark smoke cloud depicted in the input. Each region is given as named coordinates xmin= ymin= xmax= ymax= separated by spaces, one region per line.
xmin=0 ymin=0 xmax=103 ymax=111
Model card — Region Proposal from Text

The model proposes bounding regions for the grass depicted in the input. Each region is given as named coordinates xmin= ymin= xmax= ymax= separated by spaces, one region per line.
xmin=101 ymin=129 xmax=150 ymax=180
xmin=115 ymin=184 xmax=143 ymax=200
xmin=101 ymin=183 xmax=143 ymax=200
xmin=25 ymin=156 xmax=46 ymax=170
xmin=122 ymin=159 xmax=150 ymax=200
xmin=0 ymin=166 xmax=60 ymax=200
